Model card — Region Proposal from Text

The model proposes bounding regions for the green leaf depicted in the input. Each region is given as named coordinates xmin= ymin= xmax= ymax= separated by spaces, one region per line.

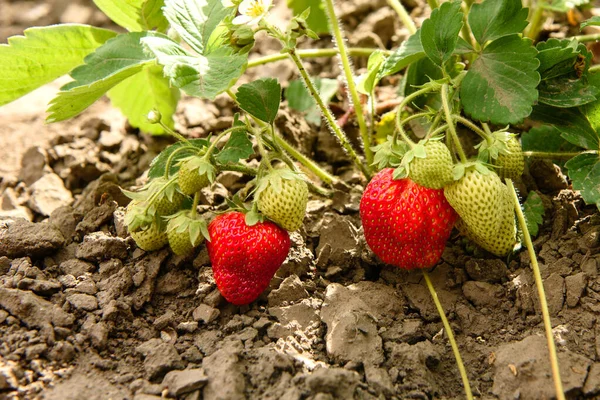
xmin=0 ymin=25 xmax=117 ymax=106
xmin=523 ymin=191 xmax=545 ymax=237
xmin=47 ymin=32 xmax=157 ymax=122
xmin=530 ymin=105 xmax=598 ymax=150
xmin=108 ymin=65 xmax=180 ymax=135
xmin=538 ymin=77 xmax=598 ymax=108
xmin=581 ymin=16 xmax=600 ymax=29
xmin=286 ymin=78 xmax=338 ymax=125
xmin=420 ymin=1 xmax=463 ymax=66
xmin=215 ymin=130 xmax=253 ymax=164
xmin=377 ymin=30 xmax=425 ymax=79
xmin=537 ymin=39 xmax=587 ymax=79
xmin=163 ymin=0 xmax=233 ymax=54
xmin=461 ymin=35 xmax=540 ymax=125
xmin=142 ymin=36 xmax=247 ymax=100
xmin=580 ymin=72 xmax=600 ymax=131
xmin=148 ymin=139 xmax=209 ymax=179
xmin=403 ymin=57 xmax=444 ymax=109
xmin=565 ymin=153 xmax=600 ymax=209
xmin=543 ymin=0 xmax=590 ymax=12
xmin=236 ymin=78 xmax=281 ymax=123
xmin=521 ymin=125 xmax=581 ymax=154
xmin=287 ymin=0 xmax=329 ymax=34
xmin=93 ymin=0 xmax=169 ymax=31
xmin=357 ymin=50 xmax=386 ymax=95
xmin=468 ymin=0 xmax=529 ymax=45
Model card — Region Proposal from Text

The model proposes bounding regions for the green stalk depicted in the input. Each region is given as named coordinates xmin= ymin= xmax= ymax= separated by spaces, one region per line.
xmin=575 ymin=33 xmax=600 ymax=43
xmin=254 ymin=128 xmax=274 ymax=171
xmin=506 ymin=179 xmax=565 ymax=400
xmin=427 ymin=0 xmax=439 ymax=9
xmin=393 ymin=85 xmax=439 ymax=145
xmin=142 ymin=175 xmax=179 ymax=215
xmin=441 ymin=84 xmax=467 ymax=163
xmin=526 ymin=0 xmax=546 ymax=40
xmin=386 ymin=0 xmax=417 ymax=34
xmin=422 ymin=271 xmax=473 ymax=400
xmin=524 ymin=151 xmax=589 ymax=159
xmin=163 ymin=146 xmax=200 ymax=179
xmin=460 ymin=0 xmax=478 ymax=51
xmin=204 ymin=126 xmax=245 ymax=159
xmin=287 ymin=49 xmax=371 ymax=178
xmin=454 ymin=115 xmax=492 ymax=144
xmin=323 ymin=0 xmax=372 ymax=166
xmin=190 ymin=192 xmax=200 ymax=218
xmin=247 ymin=48 xmax=388 ymax=68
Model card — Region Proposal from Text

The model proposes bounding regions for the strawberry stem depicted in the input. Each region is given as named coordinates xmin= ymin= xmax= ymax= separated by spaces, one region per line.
xmin=247 ymin=48 xmax=388 ymax=68
xmin=190 ymin=192 xmax=200 ymax=218
xmin=254 ymin=127 xmax=274 ymax=172
xmin=163 ymin=146 xmax=200 ymax=179
xmin=506 ymin=178 xmax=566 ymax=400
xmin=323 ymin=0 xmax=372 ymax=166
xmin=422 ymin=270 xmax=473 ymax=400
xmin=427 ymin=0 xmax=439 ymax=9
xmin=142 ymin=175 xmax=179 ymax=215
xmin=453 ymin=115 xmax=492 ymax=145
xmin=204 ymin=126 xmax=246 ymax=160
xmin=287 ymin=48 xmax=372 ymax=178
xmin=393 ymin=86 xmax=437 ymax=146
xmin=441 ymin=84 xmax=467 ymax=163
xmin=524 ymin=150 xmax=591 ymax=159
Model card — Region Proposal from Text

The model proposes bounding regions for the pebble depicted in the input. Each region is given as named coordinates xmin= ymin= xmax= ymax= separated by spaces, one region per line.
xmin=193 ymin=304 xmax=220 ymax=324
xmin=267 ymin=274 xmax=309 ymax=307
xmin=465 ymin=258 xmax=508 ymax=283
xmin=161 ymin=368 xmax=208 ymax=397
xmin=565 ymin=272 xmax=586 ymax=307
xmin=76 ymin=231 xmax=129 ymax=261
xmin=0 ymin=220 xmax=65 ymax=258
xmin=28 ymin=173 xmax=73 ymax=216
xmin=136 ymin=338 xmax=185 ymax=380
xmin=462 ymin=281 xmax=503 ymax=308
xmin=67 ymin=293 xmax=98 ymax=311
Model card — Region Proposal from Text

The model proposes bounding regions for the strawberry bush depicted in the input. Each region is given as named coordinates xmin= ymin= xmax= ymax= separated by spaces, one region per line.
xmin=2 ymin=0 xmax=600 ymax=398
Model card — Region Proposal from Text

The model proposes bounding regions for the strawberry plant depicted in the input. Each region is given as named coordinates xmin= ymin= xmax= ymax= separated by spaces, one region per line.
xmin=3 ymin=0 xmax=600 ymax=398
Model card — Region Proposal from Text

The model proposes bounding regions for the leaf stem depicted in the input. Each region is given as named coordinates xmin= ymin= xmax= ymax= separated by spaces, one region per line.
xmin=460 ymin=0 xmax=478 ymax=51
xmin=575 ymin=33 xmax=600 ymax=43
xmin=386 ymin=0 xmax=417 ymax=34
xmin=441 ymin=84 xmax=467 ymax=163
xmin=157 ymin=121 xmax=191 ymax=145
xmin=254 ymin=127 xmax=274 ymax=171
xmin=226 ymin=89 xmax=339 ymax=185
xmin=524 ymin=150 xmax=589 ymax=159
xmin=204 ymin=126 xmax=245 ymax=160
xmin=526 ymin=0 xmax=546 ymax=40
xmin=287 ymin=48 xmax=372 ymax=178
xmin=247 ymin=48 xmax=388 ymax=68
xmin=323 ymin=0 xmax=372 ymax=166
xmin=505 ymin=178 xmax=565 ymax=400
xmin=454 ymin=115 xmax=492 ymax=143
xmin=143 ymin=175 xmax=179 ymax=215
xmin=422 ymin=270 xmax=473 ymax=400
xmin=427 ymin=0 xmax=439 ymax=9
xmin=393 ymin=86 xmax=438 ymax=146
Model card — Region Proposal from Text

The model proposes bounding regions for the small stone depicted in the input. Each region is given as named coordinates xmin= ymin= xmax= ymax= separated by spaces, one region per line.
xmin=162 ymin=368 xmax=208 ymax=397
xmin=28 ymin=173 xmax=73 ymax=216
xmin=267 ymin=274 xmax=309 ymax=307
xmin=0 ymin=220 xmax=65 ymax=258
xmin=75 ymin=200 xmax=118 ymax=236
xmin=67 ymin=293 xmax=98 ymax=311
xmin=0 ymin=365 xmax=18 ymax=390
xmin=540 ymin=273 xmax=565 ymax=316
xmin=19 ymin=146 xmax=48 ymax=186
xmin=177 ymin=322 xmax=199 ymax=333
xmin=49 ymin=206 xmax=83 ymax=243
xmin=269 ymin=302 xmax=319 ymax=330
xmin=76 ymin=231 xmax=129 ymax=261
xmin=583 ymin=258 xmax=598 ymax=277
xmin=136 ymin=338 xmax=185 ymax=380
xmin=113 ymin=207 xmax=128 ymax=238
xmin=89 ymin=322 xmax=109 ymax=350
xmin=17 ymin=278 xmax=62 ymax=296
xmin=49 ymin=341 xmax=76 ymax=363
xmin=584 ymin=363 xmax=600 ymax=396
xmin=59 ymin=259 xmax=95 ymax=277
xmin=465 ymin=259 xmax=508 ymax=283
xmin=315 ymin=214 xmax=360 ymax=267
xmin=202 ymin=341 xmax=245 ymax=400
xmin=193 ymin=304 xmax=220 ymax=324
xmin=364 ymin=365 xmax=394 ymax=397
xmin=462 ymin=281 xmax=503 ymax=308
xmin=565 ymin=272 xmax=586 ymax=307
xmin=153 ymin=310 xmax=176 ymax=330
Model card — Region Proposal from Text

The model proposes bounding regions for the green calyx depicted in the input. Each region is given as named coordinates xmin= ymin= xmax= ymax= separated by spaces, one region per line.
xmin=401 ymin=138 xmax=454 ymax=189
xmin=166 ymin=211 xmax=210 ymax=255
xmin=177 ymin=155 xmax=216 ymax=195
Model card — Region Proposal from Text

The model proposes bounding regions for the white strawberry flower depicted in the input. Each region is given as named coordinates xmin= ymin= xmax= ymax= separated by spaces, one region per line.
xmin=231 ymin=0 xmax=272 ymax=26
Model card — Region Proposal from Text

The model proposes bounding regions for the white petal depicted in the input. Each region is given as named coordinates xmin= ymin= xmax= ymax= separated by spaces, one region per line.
xmin=222 ymin=0 xmax=235 ymax=7
xmin=238 ymin=0 xmax=253 ymax=13
xmin=232 ymin=14 xmax=252 ymax=25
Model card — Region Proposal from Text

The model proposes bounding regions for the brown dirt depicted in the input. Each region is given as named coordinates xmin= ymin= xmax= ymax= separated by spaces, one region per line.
xmin=1 ymin=1 xmax=600 ymax=400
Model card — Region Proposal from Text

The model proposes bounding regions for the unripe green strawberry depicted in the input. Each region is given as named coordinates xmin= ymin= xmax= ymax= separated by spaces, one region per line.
xmin=495 ymin=137 xmax=524 ymax=180
xmin=130 ymin=223 xmax=168 ymax=251
xmin=177 ymin=156 xmax=215 ymax=195
xmin=408 ymin=140 xmax=454 ymax=189
xmin=166 ymin=212 xmax=209 ymax=256
xmin=257 ymin=169 xmax=308 ymax=232
xmin=444 ymin=165 xmax=516 ymax=256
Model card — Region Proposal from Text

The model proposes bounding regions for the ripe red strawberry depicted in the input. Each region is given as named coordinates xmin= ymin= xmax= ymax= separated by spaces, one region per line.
xmin=360 ymin=169 xmax=458 ymax=269
xmin=207 ymin=211 xmax=291 ymax=305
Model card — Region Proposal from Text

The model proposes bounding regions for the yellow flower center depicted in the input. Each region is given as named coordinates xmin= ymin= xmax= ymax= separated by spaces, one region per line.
xmin=247 ymin=0 xmax=265 ymax=17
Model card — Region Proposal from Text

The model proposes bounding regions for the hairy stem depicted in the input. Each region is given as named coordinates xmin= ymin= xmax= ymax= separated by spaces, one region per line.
xmin=386 ymin=0 xmax=417 ymax=34
xmin=323 ymin=0 xmax=372 ymax=166
xmin=423 ymin=271 xmax=473 ymax=400
xmin=393 ymin=85 xmax=438 ymax=145
xmin=247 ymin=48 xmax=388 ymax=68
xmin=441 ymin=84 xmax=467 ymax=163
xmin=287 ymin=49 xmax=371 ymax=178
xmin=204 ymin=126 xmax=245 ymax=159
xmin=427 ymin=0 xmax=439 ymax=9
xmin=506 ymin=179 xmax=565 ymax=400
xmin=576 ymin=33 xmax=600 ymax=43
xmin=460 ymin=0 xmax=478 ymax=51
xmin=454 ymin=115 xmax=492 ymax=144
xmin=190 ymin=192 xmax=200 ymax=218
